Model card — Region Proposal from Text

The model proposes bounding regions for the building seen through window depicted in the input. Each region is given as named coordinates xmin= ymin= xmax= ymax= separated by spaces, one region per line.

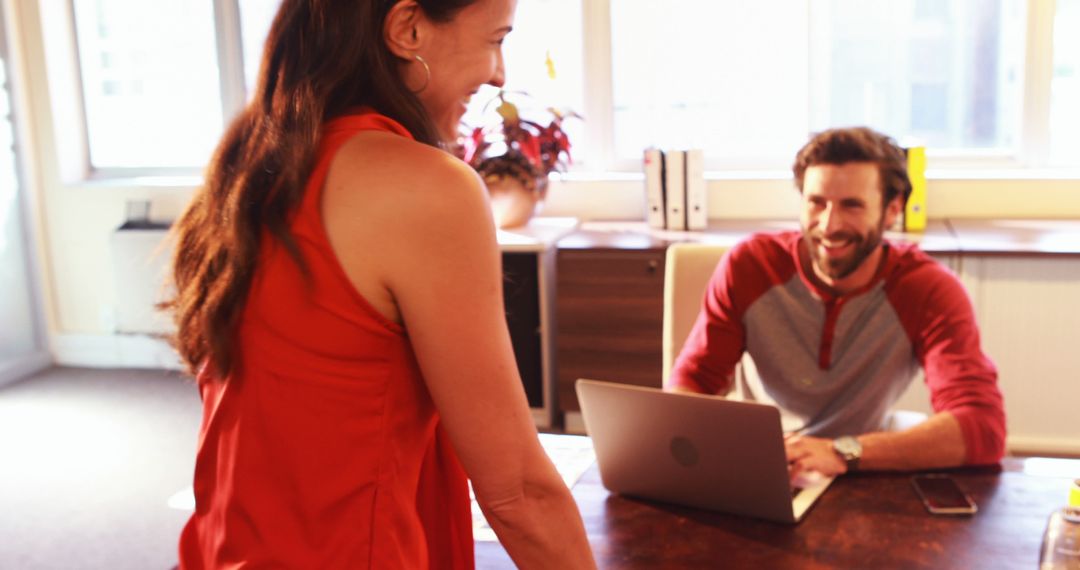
xmin=815 ymin=0 xmax=1023 ymax=152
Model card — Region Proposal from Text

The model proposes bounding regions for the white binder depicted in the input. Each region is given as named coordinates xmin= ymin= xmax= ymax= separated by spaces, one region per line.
xmin=664 ymin=149 xmax=686 ymax=231
xmin=644 ymin=148 xmax=666 ymax=229
xmin=685 ymin=149 xmax=707 ymax=230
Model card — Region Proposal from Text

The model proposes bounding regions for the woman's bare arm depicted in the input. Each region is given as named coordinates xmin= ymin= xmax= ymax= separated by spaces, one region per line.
xmin=323 ymin=133 xmax=595 ymax=569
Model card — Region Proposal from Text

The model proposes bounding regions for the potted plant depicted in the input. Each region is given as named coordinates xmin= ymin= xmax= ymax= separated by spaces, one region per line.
xmin=458 ymin=90 xmax=579 ymax=228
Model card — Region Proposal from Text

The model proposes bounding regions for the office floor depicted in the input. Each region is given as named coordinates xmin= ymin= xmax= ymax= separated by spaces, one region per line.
xmin=0 ymin=367 xmax=200 ymax=570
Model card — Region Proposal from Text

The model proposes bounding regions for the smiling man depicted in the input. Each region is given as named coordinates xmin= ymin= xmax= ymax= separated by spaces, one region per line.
xmin=668 ymin=127 xmax=1006 ymax=479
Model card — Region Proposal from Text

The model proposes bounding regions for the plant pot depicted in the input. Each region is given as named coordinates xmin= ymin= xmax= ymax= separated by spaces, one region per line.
xmin=485 ymin=173 xmax=544 ymax=229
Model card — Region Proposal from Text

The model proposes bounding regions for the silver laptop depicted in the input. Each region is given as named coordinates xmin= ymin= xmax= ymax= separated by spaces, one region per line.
xmin=576 ymin=379 xmax=834 ymax=524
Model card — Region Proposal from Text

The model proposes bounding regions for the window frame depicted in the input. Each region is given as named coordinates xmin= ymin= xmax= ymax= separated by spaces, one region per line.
xmin=0 ymin=0 xmax=53 ymax=380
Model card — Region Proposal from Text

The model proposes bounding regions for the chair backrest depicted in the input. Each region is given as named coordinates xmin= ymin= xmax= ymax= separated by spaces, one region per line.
xmin=662 ymin=243 xmax=730 ymax=384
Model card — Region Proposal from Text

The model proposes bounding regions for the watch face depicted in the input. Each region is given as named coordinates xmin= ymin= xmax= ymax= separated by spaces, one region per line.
xmin=835 ymin=436 xmax=861 ymax=457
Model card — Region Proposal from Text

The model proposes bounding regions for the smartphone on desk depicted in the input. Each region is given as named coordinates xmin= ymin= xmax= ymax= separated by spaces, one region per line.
xmin=911 ymin=474 xmax=978 ymax=515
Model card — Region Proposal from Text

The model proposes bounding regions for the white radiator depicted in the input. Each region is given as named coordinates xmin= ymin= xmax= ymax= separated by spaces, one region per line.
xmin=110 ymin=227 xmax=174 ymax=335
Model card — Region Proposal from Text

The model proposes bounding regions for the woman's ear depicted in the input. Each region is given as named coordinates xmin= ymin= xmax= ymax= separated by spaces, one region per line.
xmin=384 ymin=0 xmax=425 ymax=59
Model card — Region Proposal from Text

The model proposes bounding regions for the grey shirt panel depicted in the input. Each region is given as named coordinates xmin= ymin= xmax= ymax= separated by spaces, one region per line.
xmin=740 ymin=274 xmax=920 ymax=437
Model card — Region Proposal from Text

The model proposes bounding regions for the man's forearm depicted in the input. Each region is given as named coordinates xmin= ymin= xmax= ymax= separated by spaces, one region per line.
xmin=857 ymin=412 xmax=967 ymax=471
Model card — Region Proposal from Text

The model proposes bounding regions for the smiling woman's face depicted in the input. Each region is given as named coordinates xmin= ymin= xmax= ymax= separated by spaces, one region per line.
xmin=413 ymin=0 xmax=517 ymax=142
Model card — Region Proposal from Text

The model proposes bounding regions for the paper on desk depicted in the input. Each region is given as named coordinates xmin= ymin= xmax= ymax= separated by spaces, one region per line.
xmin=471 ymin=433 xmax=596 ymax=542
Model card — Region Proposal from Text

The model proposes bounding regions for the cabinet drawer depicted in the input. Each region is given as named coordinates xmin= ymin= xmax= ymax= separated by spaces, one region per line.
xmin=556 ymin=249 xmax=666 ymax=412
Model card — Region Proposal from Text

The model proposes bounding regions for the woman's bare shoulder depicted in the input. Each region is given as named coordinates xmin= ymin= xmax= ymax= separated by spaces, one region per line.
xmin=321 ymin=131 xmax=496 ymax=322
xmin=329 ymin=131 xmax=486 ymax=207
xmin=323 ymin=130 xmax=495 ymax=256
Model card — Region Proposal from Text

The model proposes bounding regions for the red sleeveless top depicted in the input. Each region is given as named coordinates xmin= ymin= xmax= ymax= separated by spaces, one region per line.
xmin=178 ymin=110 xmax=474 ymax=569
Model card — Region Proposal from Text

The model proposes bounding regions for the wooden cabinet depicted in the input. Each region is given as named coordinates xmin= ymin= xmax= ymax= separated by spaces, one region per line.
xmin=555 ymin=230 xmax=670 ymax=429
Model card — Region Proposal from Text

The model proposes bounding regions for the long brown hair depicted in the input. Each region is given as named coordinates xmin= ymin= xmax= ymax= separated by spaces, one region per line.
xmin=164 ymin=0 xmax=477 ymax=376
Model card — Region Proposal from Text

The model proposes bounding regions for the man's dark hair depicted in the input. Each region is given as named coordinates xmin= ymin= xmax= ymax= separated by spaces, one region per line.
xmin=792 ymin=127 xmax=912 ymax=207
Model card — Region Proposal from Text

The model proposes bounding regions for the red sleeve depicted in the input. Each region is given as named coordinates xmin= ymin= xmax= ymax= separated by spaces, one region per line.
xmin=889 ymin=258 xmax=1007 ymax=465
xmin=670 ymin=236 xmax=792 ymax=395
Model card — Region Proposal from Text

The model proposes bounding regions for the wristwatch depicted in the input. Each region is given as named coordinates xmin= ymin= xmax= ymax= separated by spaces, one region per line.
xmin=832 ymin=436 xmax=862 ymax=472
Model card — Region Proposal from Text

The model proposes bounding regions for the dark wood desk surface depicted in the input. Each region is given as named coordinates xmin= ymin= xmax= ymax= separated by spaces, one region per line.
xmin=475 ymin=457 xmax=1080 ymax=569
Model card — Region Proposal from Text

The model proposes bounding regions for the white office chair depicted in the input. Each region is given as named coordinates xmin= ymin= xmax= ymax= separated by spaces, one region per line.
xmin=662 ymin=243 xmax=731 ymax=386
xmin=661 ymin=242 xmax=928 ymax=431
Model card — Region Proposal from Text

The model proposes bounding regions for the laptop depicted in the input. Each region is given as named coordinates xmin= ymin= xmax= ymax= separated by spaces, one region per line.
xmin=575 ymin=379 xmax=834 ymax=524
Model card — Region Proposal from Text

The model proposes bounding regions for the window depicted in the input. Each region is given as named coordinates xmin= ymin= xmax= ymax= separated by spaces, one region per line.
xmin=59 ymin=0 xmax=1080 ymax=175
xmin=605 ymin=0 xmax=1026 ymax=168
xmin=609 ymin=1 xmax=809 ymax=168
xmin=809 ymin=0 xmax=1024 ymax=152
xmin=71 ymin=0 xmax=224 ymax=169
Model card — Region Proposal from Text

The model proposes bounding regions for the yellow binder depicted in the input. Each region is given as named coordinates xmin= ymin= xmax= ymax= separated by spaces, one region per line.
xmin=904 ymin=146 xmax=927 ymax=232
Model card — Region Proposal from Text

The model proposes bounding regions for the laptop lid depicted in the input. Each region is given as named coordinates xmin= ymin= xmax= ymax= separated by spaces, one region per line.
xmin=576 ymin=379 xmax=832 ymax=524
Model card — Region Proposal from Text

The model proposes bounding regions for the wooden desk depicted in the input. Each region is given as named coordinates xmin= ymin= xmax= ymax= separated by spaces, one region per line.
xmin=475 ymin=456 xmax=1080 ymax=569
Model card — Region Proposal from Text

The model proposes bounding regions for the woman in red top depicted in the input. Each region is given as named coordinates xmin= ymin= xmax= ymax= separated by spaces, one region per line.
xmin=164 ymin=0 xmax=594 ymax=568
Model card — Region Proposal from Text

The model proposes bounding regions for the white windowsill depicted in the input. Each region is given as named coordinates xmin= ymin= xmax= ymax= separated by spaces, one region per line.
xmin=59 ymin=168 xmax=1080 ymax=224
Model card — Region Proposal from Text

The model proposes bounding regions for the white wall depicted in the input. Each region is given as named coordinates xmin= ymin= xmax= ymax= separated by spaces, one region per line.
xmin=7 ymin=1 xmax=1080 ymax=364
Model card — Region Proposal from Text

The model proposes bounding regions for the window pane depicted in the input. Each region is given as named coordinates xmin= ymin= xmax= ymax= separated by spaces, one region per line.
xmin=810 ymin=0 xmax=1025 ymax=151
xmin=462 ymin=0 xmax=585 ymax=159
xmin=72 ymin=0 xmax=223 ymax=168
xmin=1049 ymin=0 xmax=1080 ymax=165
xmin=610 ymin=0 xmax=809 ymax=167
xmin=239 ymin=0 xmax=281 ymax=95
xmin=610 ymin=0 xmax=1026 ymax=168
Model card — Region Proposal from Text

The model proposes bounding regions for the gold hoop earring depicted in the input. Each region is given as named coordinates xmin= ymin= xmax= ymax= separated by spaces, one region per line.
xmin=412 ymin=54 xmax=431 ymax=93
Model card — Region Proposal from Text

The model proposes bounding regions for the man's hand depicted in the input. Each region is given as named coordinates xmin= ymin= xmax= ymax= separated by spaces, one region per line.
xmin=784 ymin=434 xmax=847 ymax=480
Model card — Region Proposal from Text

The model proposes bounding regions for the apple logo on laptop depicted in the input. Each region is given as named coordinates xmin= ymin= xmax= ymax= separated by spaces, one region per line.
xmin=670 ymin=436 xmax=699 ymax=467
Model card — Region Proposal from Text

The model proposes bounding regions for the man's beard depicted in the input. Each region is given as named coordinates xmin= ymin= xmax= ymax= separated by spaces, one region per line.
xmin=806 ymin=216 xmax=886 ymax=281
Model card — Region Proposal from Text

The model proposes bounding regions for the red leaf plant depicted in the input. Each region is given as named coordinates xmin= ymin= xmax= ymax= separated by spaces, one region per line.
xmin=456 ymin=90 xmax=580 ymax=200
